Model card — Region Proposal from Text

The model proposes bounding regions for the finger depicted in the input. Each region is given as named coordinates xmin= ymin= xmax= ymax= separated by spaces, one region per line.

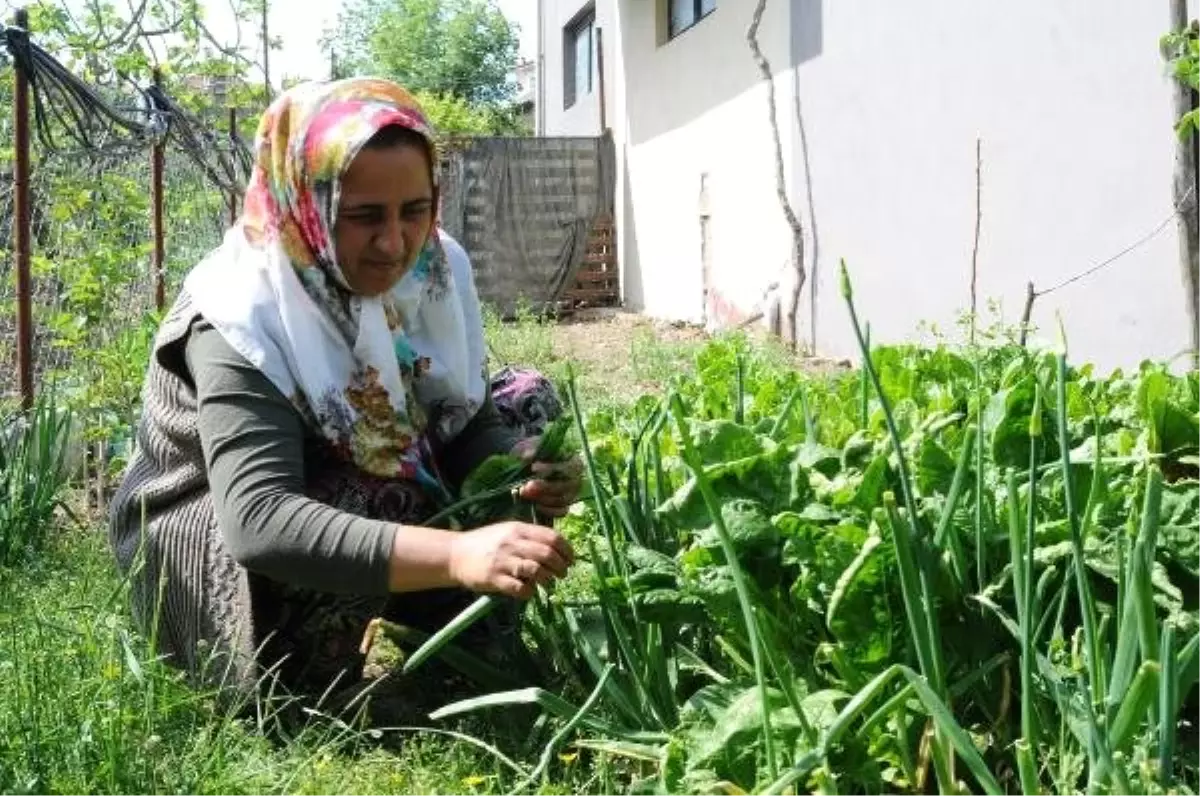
xmin=516 ymin=480 xmax=540 ymax=502
xmin=526 ymin=477 xmax=579 ymax=499
xmin=511 ymin=522 xmax=576 ymax=566
xmin=515 ymin=523 xmax=572 ymax=556
xmin=519 ymin=479 xmax=580 ymax=507
xmin=511 ymin=437 xmax=539 ymax=463
xmin=550 ymin=532 xmax=575 ymax=566
xmin=515 ymin=540 xmax=569 ymax=577
xmin=530 ymin=458 xmax=584 ymax=479
xmin=539 ymin=481 xmax=582 ymax=505
xmin=495 ymin=575 xmax=534 ymax=600
xmin=524 ymin=494 xmax=571 ymax=518
xmin=528 ymin=463 xmax=583 ymax=482
xmin=512 ymin=557 xmax=556 ymax=587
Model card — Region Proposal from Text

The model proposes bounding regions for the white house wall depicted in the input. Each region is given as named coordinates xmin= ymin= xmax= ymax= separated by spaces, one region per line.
xmin=788 ymin=0 xmax=1197 ymax=371
xmin=541 ymin=0 xmax=1198 ymax=371
xmin=538 ymin=0 xmax=616 ymax=137
xmin=612 ymin=0 xmax=798 ymax=325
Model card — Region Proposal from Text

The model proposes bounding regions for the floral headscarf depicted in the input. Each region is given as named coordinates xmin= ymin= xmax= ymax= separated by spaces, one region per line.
xmin=183 ymin=78 xmax=486 ymax=486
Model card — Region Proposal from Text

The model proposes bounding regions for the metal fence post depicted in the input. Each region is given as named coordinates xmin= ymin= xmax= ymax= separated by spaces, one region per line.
xmin=151 ymin=67 xmax=166 ymax=312
xmin=13 ymin=7 xmax=33 ymax=410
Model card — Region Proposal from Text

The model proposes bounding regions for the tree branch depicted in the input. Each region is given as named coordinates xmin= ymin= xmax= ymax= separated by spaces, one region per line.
xmin=969 ymin=138 xmax=982 ymax=345
xmin=747 ymin=0 xmax=806 ymax=349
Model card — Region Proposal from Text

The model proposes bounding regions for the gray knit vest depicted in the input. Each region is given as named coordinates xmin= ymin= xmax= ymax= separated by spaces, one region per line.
xmin=108 ymin=288 xmax=261 ymax=698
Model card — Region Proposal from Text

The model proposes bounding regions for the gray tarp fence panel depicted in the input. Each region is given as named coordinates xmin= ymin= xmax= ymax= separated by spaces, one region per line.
xmin=439 ymin=132 xmax=615 ymax=316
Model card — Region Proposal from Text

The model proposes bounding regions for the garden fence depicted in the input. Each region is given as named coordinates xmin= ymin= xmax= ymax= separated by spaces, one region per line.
xmin=1 ymin=12 xmax=618 ymax=419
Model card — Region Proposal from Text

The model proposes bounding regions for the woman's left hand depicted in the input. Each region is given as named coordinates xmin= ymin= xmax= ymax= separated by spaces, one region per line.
xmin=510 ymin=437 xmax=584 ymax=519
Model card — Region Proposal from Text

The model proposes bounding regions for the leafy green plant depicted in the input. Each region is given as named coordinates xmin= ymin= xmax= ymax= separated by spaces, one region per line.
xmin=0 ymin=394 xmax=74 ymax=568
xmin=1162 ymin=22 xmax=1200 ymax=140
xmin=418 ymin=264 xmax=1199 ymax=795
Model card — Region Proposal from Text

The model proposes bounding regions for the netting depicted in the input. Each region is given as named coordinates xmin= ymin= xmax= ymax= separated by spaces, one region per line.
xmin=0 ymin=23 xmax=249 ymax=435
xmin=440 ymin=134 xmax=616 ymax=316
xmin=0 ymin=149 xmax=231 ymax=395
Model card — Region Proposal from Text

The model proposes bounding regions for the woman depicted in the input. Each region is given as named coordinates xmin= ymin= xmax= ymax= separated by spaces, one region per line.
xmin=107 ymin=78 xmax=581 ymax=713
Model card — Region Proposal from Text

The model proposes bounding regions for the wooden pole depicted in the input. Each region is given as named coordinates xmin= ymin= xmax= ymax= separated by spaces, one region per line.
xmin=748 ymin=0 xmax=805 ymax=350
xmin=595 ymin=26 xmax=607 ymax=133
xmin=261 ymin=0 xmax=272 ymax=101
xmin=13 ymin=7 xmax=33 ymax=410
xmin=228 ymin=107 xmax=239 ymax=225
xmin=969 ymin=138 xmax=982 ymax=346
xmin=1019 ymin=281 xmax=1036 ymax=347
xmin=1169 ymin=2 xmax=1198 ymax=359
xmin=151 ymin=67 xmax=166 ymax=312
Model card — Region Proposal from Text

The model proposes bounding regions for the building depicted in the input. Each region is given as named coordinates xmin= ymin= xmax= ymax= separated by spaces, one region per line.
xmin=537 ymin=0 xmax=1199 ymax=372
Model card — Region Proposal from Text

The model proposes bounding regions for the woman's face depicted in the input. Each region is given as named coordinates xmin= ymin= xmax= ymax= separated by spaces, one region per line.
xmin=333 ymin=142 xmax=435 ymax=297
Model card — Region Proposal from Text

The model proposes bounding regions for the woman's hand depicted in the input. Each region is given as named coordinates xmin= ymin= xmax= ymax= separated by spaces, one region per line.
xmin=448 ymin=520 xmax=575 ymax=599
xmin=509 ymin=436 xmax=584 ymax=519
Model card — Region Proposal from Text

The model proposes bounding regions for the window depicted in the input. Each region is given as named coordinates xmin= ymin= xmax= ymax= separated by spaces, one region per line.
xmin=564 ymin=8 xmax=595 ymax=110
xmin=667 ymin=0 xmax=715 ymax=40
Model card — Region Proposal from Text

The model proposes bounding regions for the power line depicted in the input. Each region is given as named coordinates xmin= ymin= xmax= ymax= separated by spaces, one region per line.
xmin=1036 ymin=184 xmax=1197 ymax=297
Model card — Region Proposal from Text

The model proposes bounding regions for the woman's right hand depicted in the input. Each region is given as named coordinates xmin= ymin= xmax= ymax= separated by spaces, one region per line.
xmin=448 ymin=521 xmax=575 ymax=599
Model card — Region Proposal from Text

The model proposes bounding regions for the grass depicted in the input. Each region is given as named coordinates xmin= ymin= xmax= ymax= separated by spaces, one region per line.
xmin=0 ymin=311 xmax=712 ymax=795
xmin=0 ymin=528 xmax=578 ymax=795
xmin=481 ymin=301 xmax=714 ymax=410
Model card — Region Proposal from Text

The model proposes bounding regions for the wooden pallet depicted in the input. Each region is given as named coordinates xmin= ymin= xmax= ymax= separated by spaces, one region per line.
xmin=559 ymin=214 xmax=619 ymax=310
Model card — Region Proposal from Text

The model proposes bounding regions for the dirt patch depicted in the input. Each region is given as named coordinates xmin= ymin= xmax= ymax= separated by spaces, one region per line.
xmin=552 ymin=308 xmax=709 ymax=392
xmin=543 ymin=308 xmax=852 ymax=404
xmin=553 ymin=308 xmax=710 ymax=352
xmin=486 ymin=304 xmax=852 ymax=407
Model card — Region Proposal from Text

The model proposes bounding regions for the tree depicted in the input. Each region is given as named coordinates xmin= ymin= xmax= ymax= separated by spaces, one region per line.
xmin=412 ymin=90 xmax=531 ymax=137
xmin=323 ymin=0 xmax=520 ymax=107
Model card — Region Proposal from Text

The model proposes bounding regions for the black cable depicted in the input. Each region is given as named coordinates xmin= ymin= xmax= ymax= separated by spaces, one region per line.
xmin=2 ymin=24 xmax=253 ymax=197
xmin=3 ymin=26 xmax=150 ymax=154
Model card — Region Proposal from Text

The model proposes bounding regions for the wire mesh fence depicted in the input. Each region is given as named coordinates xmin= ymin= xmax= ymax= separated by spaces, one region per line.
xmin=0 ymin=18 xmax=248 ymax=435
xmin=0 ymin=147 xmax=230 ymax=394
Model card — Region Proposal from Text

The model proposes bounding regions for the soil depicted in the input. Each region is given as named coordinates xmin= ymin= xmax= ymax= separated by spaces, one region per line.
xmin=547 ymin=307 xmax=851 ymax=397
xmin=549 ymin=307 xmax=712 ymax=396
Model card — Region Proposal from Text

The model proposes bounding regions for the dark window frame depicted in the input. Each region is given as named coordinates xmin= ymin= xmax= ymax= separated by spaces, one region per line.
xmin=667 ymin=0 xmax=715 ymax=40
xmin=563 ymin=6 xmax=596 ymax=110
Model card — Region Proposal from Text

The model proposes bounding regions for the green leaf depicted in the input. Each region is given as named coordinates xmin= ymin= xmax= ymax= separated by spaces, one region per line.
xmin=697 ymin=499 xmax=778 ymax=555
xmin=460 ymin=453 xmax=524 ymax=498
xmin=402 ymin=595 xmax=495 ymax=674
xmin=430 ymin=685 xmax=666 ymax=744
xmin=627 ymin=545 xmax=680 ymax=592
xmin=855 ymin=454 xmax=890 ymax=511
xmin=1137 ymin=369 xmax=1200 ymax=456
xmin=690 ymin=419 xmax=774 ymax=464
xmin=916 ymin=436 xmax=957 ymax=495
xmin=794 ymin=440 xmax=842 ymax=477
xmin=986 ymin=377 xmax=1059 ymax=469
xmin=681 ymin=685 xmax=807 ymax=792
xmin=631 ymin=589 xmax=708 ymax=625
xmin=659 ymin=447 xmax=795 ymax=528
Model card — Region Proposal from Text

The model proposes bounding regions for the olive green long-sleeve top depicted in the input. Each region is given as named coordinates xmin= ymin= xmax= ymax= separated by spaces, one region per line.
xmin=185 ymin=318 xmax=520 ymax=595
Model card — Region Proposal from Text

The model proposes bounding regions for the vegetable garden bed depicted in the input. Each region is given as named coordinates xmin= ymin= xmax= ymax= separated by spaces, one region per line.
xmin=382 ymin=265 xmax=1200 ymax=795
